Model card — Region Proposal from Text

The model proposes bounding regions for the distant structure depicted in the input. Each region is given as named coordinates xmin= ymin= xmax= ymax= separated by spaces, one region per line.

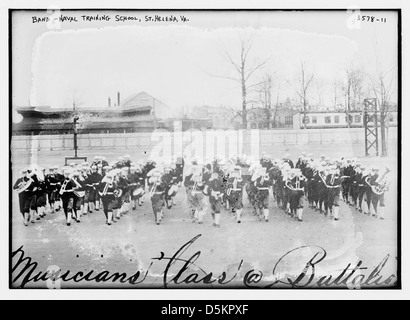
xmin=229 ymin=106 xmax=299 ymax=130
xmin=12 ymin=91 xmax=211 ymax=135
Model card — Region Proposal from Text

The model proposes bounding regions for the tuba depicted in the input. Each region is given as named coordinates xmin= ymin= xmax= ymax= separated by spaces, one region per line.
xmin=15 ymin=178 xmax=33 ymax=193
xmin=369 ymin=167 xmax=391 ymax=195
xmin=285 ymin=175 xmax=304 ymax=191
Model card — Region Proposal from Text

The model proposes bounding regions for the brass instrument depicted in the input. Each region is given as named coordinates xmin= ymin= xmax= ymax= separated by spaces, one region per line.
xmin=72 ymin=178 xmax=85 ymax=198
xmin=226 ymin=175 xmax=242 ymax=196
xmin=59 ymin=179 xmax=69 ymax=195
xmin=285 ymin=176 xmax=304 ymax=191
xmin=114 ymin=188 xmax=123 ymax=198
xmin=191 ymin=180 xmax=198 ymax=196
xmin=211 ymin=189 xmax=223 ymax=200
xmin=15 ymin=178 xmax=33 ymax=193
xmin=150 ymin=180 xmax=160 ymax=196
xmin=319 ymin=173 xmax=341 ymax=189
xmin=368 ymin=167 xmax=391 ymax=195
xmin=99 ymin=181 xmax=110 ymax=197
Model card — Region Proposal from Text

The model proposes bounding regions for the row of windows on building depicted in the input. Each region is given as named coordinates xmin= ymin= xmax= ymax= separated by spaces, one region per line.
xmin=302 ymin=114 xmax=397 ymax=125
xmin=302 ymin=114 xmax=362 ymax=125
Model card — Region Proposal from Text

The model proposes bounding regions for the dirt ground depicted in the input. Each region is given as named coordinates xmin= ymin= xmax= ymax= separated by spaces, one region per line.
xmin=10 ymin=147 xmax=399 ymax=289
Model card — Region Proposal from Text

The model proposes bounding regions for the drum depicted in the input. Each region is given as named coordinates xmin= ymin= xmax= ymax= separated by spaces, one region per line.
xmin=168 ymin=184 xmax=178 ymax=197
xmin=133 ymin=187 xmax=145 ymax=197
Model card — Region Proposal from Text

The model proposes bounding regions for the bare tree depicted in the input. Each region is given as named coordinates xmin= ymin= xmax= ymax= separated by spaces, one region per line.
xmin=332 ymin=78 xmax=342 ymax=110
xmin=256 ymin=72 xmax=275 ymax=128
xmin=315 ymin=78 xmax=325 ymax=109
xmin=370 ymin=67 xmax=394 ymax=157
xmin=287 ymin=61 xmax=314 ymax=129
xmin=351 ymin=70 xmax=364 ymax=111
xmin=217 ymin=38 xmax=270 ymax=129
xmin=343 ymin=67 xmax=364 ymax=127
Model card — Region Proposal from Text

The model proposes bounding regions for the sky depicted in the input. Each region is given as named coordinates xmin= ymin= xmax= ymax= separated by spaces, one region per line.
xmin=12 ymin=10 xmax=399 ymax=113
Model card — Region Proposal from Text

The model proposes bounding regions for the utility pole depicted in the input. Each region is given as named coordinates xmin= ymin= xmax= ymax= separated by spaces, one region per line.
xmin=73 ymin=102 xmax=79 ymax=157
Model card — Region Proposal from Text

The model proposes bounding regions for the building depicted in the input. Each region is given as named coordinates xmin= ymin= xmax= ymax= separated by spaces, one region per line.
xmin=292 ymin=110 xmax=398 ymax=129
xmin=12 ymin=91 xmax=213 ymax=135
xmin=235 ymin=106 xmax=298 ymax=130
xmin=186 ymin=105 xmax=237 ymax=129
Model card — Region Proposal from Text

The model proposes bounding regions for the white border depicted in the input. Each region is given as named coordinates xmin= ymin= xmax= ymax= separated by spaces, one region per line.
xmin=1 ymin=0 xmax=408 ymax=300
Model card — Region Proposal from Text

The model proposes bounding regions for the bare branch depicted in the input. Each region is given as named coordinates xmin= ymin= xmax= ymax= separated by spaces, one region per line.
xmin=245 ymin=57 xmax=271 ymax=82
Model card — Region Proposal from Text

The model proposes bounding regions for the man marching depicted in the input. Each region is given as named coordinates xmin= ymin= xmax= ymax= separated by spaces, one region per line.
xmin=254 ymin=167 xmax=273 ymax=222
xmin=207 ymin=171 xmax=224 ymax=227
xmin=98 ymin=169 xmax=120 ymax=225
xmin=148 ymin=170 xmax=166 ymax=225
xmin=285 ymin=169 xmax=306 ymax=222
xmin=226 ymin=166 xmax=245 ymax=223
xmin=13 ymin=169 xmax=37 ymax=226
xmin=59 ymin=168 xmax=78 ymax=226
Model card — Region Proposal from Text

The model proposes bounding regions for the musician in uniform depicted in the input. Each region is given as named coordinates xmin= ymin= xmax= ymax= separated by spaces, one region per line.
xmin=281 ymin=163 xmax=292 ymax=214
xmin=356 ymin=165 xmax=368 ymax=213
xmin=303 ymin=161 xmax=315 ymax=209
xmin=148 ymin=170 xmax=166 ymax=225
xmin=254 ymin=167 xmax=272 ymax=222
xmin=175 ymin=155 xmax=185 ymax=186
xmin=270 ymin=160 xmax=284 ymax=209
xmin=129 ymin=165 xmax=141 ymax=209
xmin=13 ymin=169 xmax=36 ymax=226
xmin=282 ymin=154 xmax=294 ymax=169
xmin=341 ymin=159 xmax=354 ymax=205
xmin=295 ymin=152 xmax=307 ymax=169
xmin=286 ymin=169 xmax=306 ymax=221
xmin=98 ymin=169 xmax=120 ymax=225
xmin=208 ymin=172 xmax=224 ymax=227
xmin=33 ymin=167 xmax=48 ymax=219
xmin=350 ymin=163 xmax=362 ymax=211
xmin=324 ymin=165 xmax=343 ymax=221
xmin=72 ymin=170 xmax=86 ymax=222
xmin=45 ymin=166 xmax=60 ymax=214
xmin=85 ymin=165 xmax=101 ymax=213
xmin=117 ymin=167 xmax=131 ymax=217
xmin=316 ymin=165 xmax=328 ymax=214
xmin=226 ymin=166 xmax=244 ymax=223
xmin=162 ymin=165 xmax=179 ymax=209
xmin=59 ymin=168 xmax=78 ymax=226
xmin=366 ymin=166 xmax=391 ymax=220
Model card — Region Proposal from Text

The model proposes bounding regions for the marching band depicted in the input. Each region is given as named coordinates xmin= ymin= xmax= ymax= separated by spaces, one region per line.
xmin=13 ymin=153 xmax=392 ymax=227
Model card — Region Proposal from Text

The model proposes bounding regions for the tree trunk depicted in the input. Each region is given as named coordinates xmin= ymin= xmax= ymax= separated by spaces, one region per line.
xmin=242 ymin=78 xmax=247 ymax=129
xmin=380 ymin=114 xmax=388 ymax=156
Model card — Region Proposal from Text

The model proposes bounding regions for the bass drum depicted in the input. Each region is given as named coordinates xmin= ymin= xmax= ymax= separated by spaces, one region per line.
xmin=167 ymin=184 xmax=178 ymax=197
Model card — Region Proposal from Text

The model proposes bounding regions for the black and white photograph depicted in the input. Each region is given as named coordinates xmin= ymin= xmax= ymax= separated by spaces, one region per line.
xmin=6 ymin=2 xmax=403 ymax=296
